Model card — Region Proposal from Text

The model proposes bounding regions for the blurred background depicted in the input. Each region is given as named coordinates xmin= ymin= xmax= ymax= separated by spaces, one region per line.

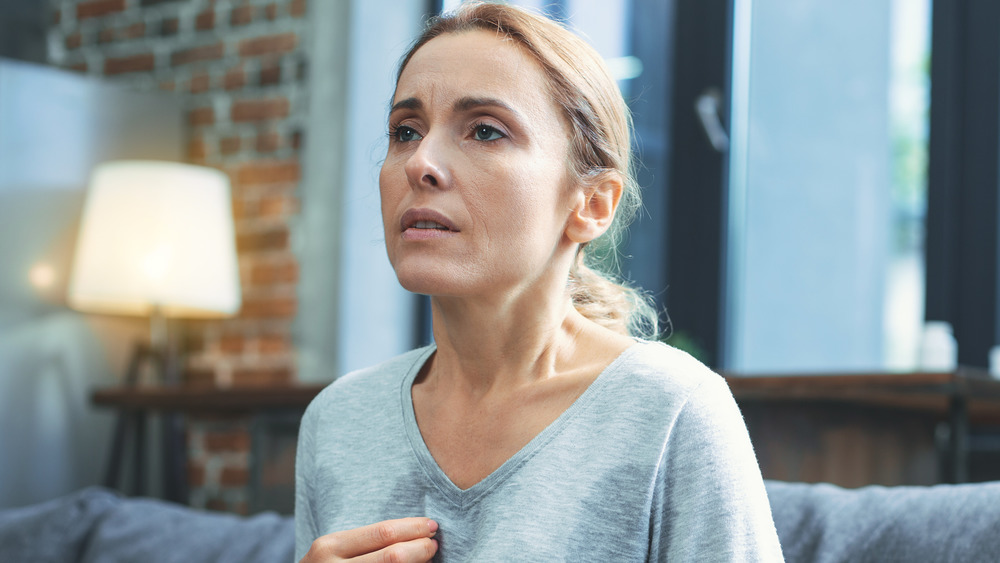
xmin=2 ymin=0 xmax=998 ymax=515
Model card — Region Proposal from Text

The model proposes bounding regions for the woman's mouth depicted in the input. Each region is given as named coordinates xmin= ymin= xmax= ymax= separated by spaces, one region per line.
xmin=411 ymin=220 xmax=450 ymax=230
xmin=400 ymin=208 xmax=459 ymax=240
xmin=400 ymin=208 xmax=459 ymax=233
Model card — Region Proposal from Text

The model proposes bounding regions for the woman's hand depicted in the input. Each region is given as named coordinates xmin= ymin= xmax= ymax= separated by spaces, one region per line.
xmin=301 ymin=517 xmax=439 ymax=562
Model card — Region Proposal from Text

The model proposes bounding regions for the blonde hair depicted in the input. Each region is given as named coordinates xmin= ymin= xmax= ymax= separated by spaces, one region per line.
xmin=396 ymin=1 xmax=658 ymax=338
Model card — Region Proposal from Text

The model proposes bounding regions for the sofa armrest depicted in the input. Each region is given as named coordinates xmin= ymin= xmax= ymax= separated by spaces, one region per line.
xmin=766 ymin=480 xmax=1000 ymax=563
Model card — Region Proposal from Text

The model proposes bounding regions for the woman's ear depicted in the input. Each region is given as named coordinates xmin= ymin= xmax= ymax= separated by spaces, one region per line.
xmin=566 ymin=173 xmax=624 ymax=244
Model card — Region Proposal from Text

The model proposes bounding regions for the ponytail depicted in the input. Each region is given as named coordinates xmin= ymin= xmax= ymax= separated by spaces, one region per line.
xmin=569 ymin=253 xmax=659 ymax=339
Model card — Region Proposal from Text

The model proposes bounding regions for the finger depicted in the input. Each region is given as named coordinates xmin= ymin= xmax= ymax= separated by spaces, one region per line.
xmin=354 ymin=537 xmax=438 ymax=563
xmin=339 ymin=518 xmax=438 ymax=558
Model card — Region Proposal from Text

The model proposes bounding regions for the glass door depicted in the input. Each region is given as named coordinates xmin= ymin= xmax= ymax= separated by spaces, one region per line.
xmin=724 ymin=0 xmax=932 ymax=373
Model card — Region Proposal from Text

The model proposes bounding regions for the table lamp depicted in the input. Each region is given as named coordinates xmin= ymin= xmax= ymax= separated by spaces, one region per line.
xmin=67 ymin=160 xmax=241 ymax=499
xmin=69 ymin=160 xmax=241 ymax=353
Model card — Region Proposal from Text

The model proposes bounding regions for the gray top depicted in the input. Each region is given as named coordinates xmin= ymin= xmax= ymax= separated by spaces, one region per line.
xmin=294 ymin=340 xmax=783 ymax=562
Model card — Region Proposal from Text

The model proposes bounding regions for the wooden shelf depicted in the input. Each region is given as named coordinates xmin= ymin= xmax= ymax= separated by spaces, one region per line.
xmin=91 ymin=383 xmax=328 ymax=413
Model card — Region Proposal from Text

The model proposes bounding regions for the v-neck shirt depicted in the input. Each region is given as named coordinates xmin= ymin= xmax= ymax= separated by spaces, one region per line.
xmin=294 ymin=340 xmax=783 ymax=562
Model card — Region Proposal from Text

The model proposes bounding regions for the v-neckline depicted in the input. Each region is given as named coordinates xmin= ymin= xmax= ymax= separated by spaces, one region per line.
xmin=398 ymin=343 xmax=637 ymax=508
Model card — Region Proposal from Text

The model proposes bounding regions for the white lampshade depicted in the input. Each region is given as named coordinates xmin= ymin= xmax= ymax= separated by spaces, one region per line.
xmin=68 ymin=160 xmax=241 ymax=318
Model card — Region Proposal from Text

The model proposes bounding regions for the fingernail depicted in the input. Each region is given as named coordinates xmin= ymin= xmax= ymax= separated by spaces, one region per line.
xmin=427 ymin=519 xmax=439 ymax=534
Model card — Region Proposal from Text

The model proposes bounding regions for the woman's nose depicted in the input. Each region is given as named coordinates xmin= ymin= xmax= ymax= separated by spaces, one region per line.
xmin=403 ymin=134 xmax=450 ymax=190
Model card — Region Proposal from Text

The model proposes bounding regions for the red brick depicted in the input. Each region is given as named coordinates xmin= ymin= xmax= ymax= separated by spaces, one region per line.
xmin=205 ymin=498 xmax=227 ymax=512
xmin=188 ymin=137 xmax=208 ymax=160
xmin=221 ymin=466 xmax=249 ymax=486
xmin=250 ymin=259 xmax=299 ymax=285
xmin=238 ymin=33 xmax=298 ymax=57
xmin=77 ymin=0 xmax=126 ymax=20
xmin=264 ymin=3 xmax=278 ymax=20
xmin=290 ymin=0 xmax=306 ymax=18
xmin=65 ymin=33 xmax=82 ymax=50
xmin=291 ymin=130 xmax=303 ymax=150
xmin=259 ymin=60 xmax=282 ymax=86
xmin=230 ymin=5 xmax=255 ymax=26
xmin=52 ymin=9 xmax=61 ymax=25
xmin=218 ymin=335 xmax=245 ymax=353
xmin=189 ymin=71 xmax=211 ymax=94
xmin=239 ymin=296 xmax=297 ymax=318
xmin=220 ymin=137 xmax=242 ymax=155
xmin=188 ymin=462 xmax=206 ymax=486
xmin=172 ymin=43 xmax=224 ymax=66
xmin=230 ymin=98 xmax=290 ymax=122
xmin=68 ymin=62 xmax=89 ymax=73
xmin=256 ymin=334 xmax=291 ymax=355
xmin=158 ymin=80 xmax=175 ymax=91
xmin=205 ymin=430 xmax=250 ymax=451
xmin=236 ymin=227 xmax=290 ymax=252
xmin=255 ymin=131 xmax=280 ymax=153
xmin=234 ymin=160 xmax=299 ymax=185
xmin=232 ymin=198 xmax=252 ymax=220
xmin=188 ymin=107 xmax=215 ymax=126
xmin=104 ymin=53 xmax=155 ymax=75
xmin=258 ymin=194 xmax=298 ymax=218
xmin=223 ymin=67 xmax=245 ymax=91
xmin=123 ymin=22 xmax=146 ymax=39
xmin=195 ymin=9 xmax=215 ymax=30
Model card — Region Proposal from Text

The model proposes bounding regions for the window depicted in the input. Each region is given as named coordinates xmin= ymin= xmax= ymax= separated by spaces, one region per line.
xmin=725 ymin=0 xmax=933 ymax=373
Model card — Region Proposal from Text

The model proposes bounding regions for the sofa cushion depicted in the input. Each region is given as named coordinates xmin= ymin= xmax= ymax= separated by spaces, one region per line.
xmin=766 ymin=479 xmax=1000 ymax=563
xmin=0 ymin=487 xmax=294 ymax=563
xmin=79 ymin=492 xmax=294 ymax=563
xmin=0 ymin=487 xmax=120 ymax=563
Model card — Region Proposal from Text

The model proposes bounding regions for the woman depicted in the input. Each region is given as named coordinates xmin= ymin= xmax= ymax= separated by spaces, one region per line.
xmin=295 ymin=3 xmax=783 ymax=561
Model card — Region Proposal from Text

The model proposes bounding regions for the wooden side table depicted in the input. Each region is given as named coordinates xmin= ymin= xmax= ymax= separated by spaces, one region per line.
xmin=724 ymin=368 xmax=1000 ymax=484
xmin=91 ymin=383 xmax=326 ymax=505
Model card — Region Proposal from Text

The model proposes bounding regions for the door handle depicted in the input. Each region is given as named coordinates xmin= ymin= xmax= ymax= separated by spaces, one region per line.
xmin=695 ymin=88 xmax=729 ymax=153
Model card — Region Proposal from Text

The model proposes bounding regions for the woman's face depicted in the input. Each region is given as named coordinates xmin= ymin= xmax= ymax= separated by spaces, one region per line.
xmin=380 ymin=30 xmax=579 ymax=299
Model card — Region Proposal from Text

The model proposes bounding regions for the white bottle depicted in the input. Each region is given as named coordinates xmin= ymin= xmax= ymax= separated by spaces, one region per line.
xmin=919 ymin=321 xmax=958 ymax=372
xmin=989 ymin=346 xmax=1000 ymax=379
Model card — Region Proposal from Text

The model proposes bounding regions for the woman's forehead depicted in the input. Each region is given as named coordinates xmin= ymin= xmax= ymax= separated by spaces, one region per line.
xmin=393 ymin=30 xmax=551 ymax=110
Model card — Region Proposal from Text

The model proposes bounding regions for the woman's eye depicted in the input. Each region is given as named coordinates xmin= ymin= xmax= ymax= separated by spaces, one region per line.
xmin=392 ymin=126 xmax=422 ymax=143
xmin=473 ymin=124 xmax=504 ymax=141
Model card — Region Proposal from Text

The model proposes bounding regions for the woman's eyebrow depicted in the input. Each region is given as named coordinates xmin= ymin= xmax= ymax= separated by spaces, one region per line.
xmin=390 ymin=97 xmax=421 ymax=113
xmin=389 ymin=96 xmax=523 ymax=120
xmin=453 ymin=96 xmax=520 ymax=119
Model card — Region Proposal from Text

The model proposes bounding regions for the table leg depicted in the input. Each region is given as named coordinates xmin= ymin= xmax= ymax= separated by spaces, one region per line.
xmin=133 ymin=411 xmax=147 ymax=495
xmin=949 ymin=395 xmax=969 ymax=483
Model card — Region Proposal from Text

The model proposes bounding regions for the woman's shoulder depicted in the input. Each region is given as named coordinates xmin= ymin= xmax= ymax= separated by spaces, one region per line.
xmin=304 ymin=345 xmax=434 ymax=419
xmin=604 ymin=339 xmax=733 ymax=412
xmin=618 ymin=340 xmax=722 ymax=389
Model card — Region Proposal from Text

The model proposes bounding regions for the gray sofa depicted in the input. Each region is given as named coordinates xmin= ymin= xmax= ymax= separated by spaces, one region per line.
xmin=2 ymin=480 xmax=1000 ymax=562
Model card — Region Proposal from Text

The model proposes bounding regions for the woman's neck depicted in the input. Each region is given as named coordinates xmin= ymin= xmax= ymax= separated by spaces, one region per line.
xmin=423 ymin=275 xmax=638 ymax=399
xmin=426 ymin=289 xmax=588 ymax=398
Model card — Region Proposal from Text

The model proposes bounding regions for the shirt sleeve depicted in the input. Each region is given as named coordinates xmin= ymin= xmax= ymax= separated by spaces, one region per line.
xmin=294 ymin=401 xmax=321 ymax=562
xmin=649 ymin=374 xmax=784 ymax=562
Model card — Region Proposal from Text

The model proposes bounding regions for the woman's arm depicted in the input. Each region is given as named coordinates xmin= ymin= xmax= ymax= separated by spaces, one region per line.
xmin=650 ymin=375 xmax=784 ymax=562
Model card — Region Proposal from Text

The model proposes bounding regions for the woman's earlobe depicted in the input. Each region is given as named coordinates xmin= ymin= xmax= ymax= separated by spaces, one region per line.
xmin=566 ymin=175 xmax=624 ymax=243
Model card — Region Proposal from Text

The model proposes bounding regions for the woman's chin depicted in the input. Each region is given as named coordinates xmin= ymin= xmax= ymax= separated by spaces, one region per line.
xmin=394 ymin=271 xmax=466 ymax=297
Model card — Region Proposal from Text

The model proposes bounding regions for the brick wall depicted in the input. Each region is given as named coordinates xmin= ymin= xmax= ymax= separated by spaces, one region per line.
xmin=49 ymin=0 xmax=310 ymax=513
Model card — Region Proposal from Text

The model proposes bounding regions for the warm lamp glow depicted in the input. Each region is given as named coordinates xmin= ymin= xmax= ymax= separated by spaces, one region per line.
xmin=29 ymin=262 xmax=56 ymax=290
xmin=68 ymin=161 xmax=241 ymax=318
